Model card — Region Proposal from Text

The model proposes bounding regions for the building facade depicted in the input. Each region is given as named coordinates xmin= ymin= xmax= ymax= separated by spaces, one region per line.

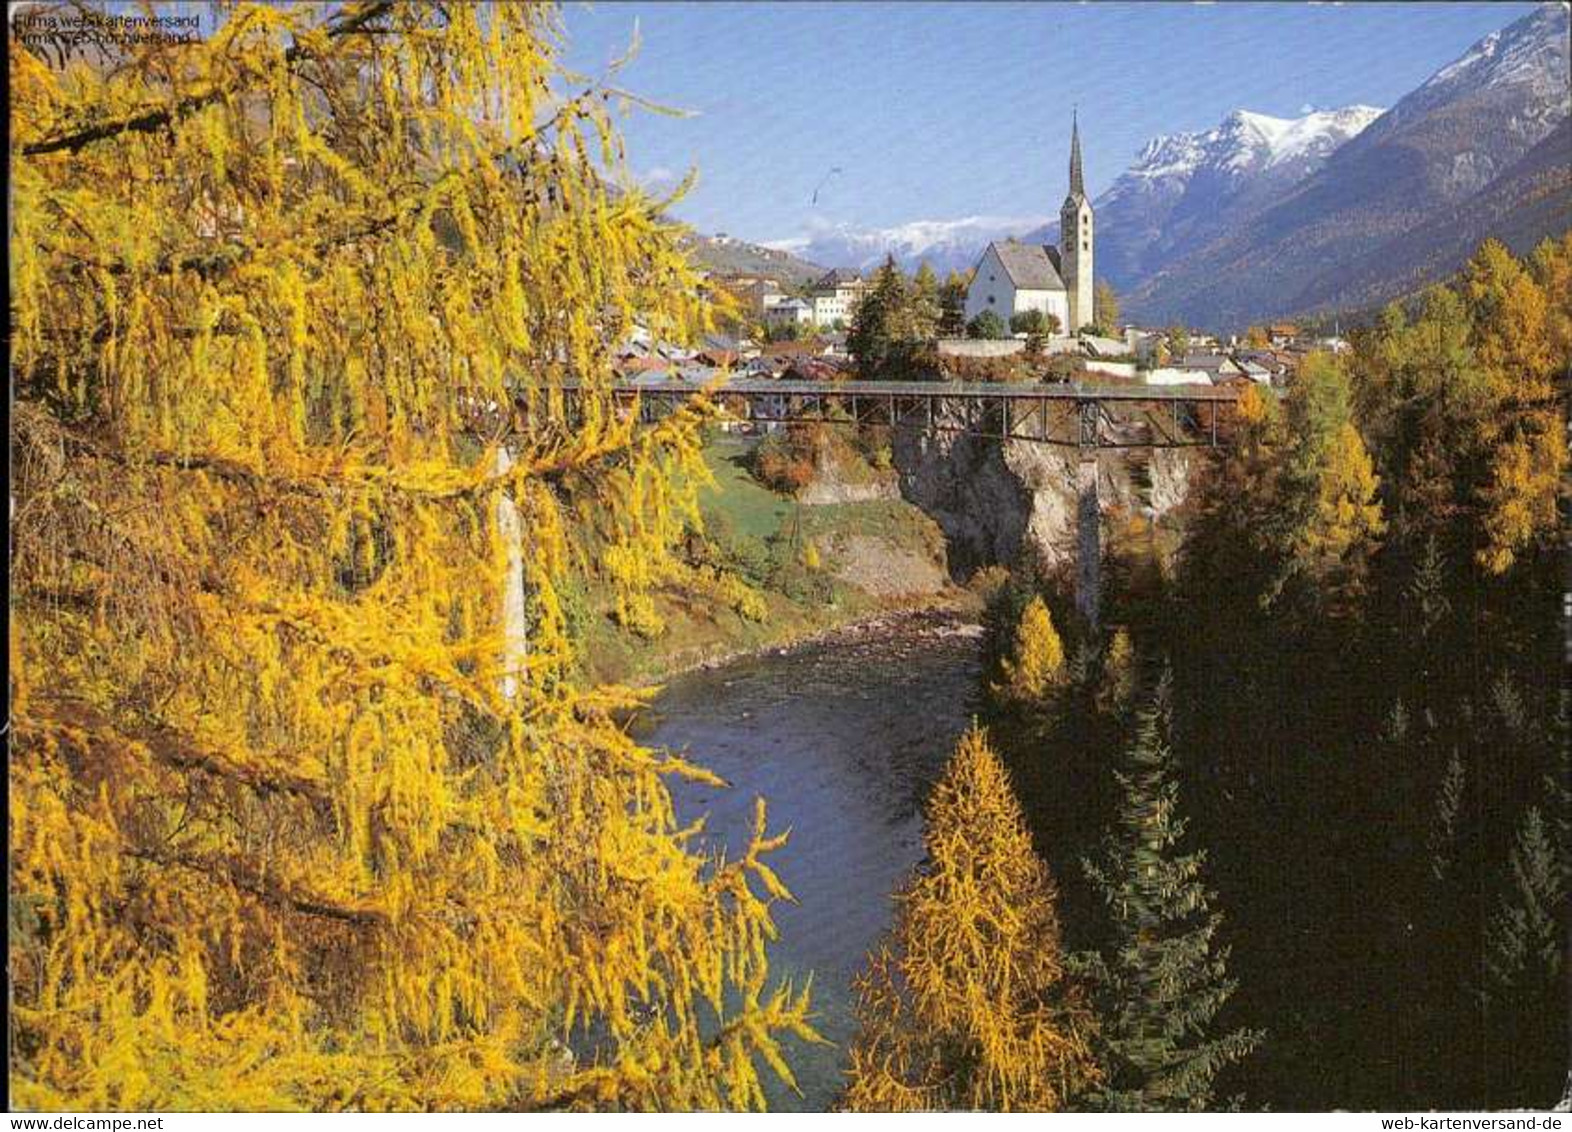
xmin=808 ymin=268 xmax=869 ymax=328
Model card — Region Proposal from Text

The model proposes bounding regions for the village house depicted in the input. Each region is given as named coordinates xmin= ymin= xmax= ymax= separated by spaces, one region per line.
xmin=807 ymin=268 xmax=869 ymax=328
xmin=764 ymin=297 xmax=814 ymax=334
xmin=1179 ymin=351 xmax=1244 ymax=380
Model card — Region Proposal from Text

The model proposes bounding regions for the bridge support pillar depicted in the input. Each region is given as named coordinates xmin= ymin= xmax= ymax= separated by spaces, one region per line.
xmin=1076 ymin=456 xmax=1100 ymax=629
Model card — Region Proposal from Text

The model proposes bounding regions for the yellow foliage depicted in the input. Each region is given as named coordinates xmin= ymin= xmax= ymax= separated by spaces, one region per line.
xmin=1098 ymin=628 xmax=1137 ymax=716
xmin=995 ymin=596 xmax=1065 ymax=702
xmin=1296 ymin=421 xmax=1388 ymax=575
xmin=841 ymin=727 xmax=1096 ymax=1111
xmin=10 ymin=3 xmax=812 ymax=1111
xmin=1477 ymin=413 xmax=1567 ymax=575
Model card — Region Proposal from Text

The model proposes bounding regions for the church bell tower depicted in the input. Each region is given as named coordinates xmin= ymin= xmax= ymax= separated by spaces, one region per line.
xmin=1060 ymin=111 xmax=1094 ymax=334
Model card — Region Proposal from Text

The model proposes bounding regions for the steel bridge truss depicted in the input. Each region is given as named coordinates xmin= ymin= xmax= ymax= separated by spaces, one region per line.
xmin=551 ymin=379 xmax=1239 ymax=452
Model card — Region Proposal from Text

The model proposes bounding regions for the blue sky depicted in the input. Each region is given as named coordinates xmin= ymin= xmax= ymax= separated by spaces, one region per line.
xmin=558 ymin=1 xmax=1540 ymax=243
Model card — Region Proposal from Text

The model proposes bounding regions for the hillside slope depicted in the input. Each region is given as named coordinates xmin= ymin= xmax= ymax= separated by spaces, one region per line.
xmin=1125 ymin=4 xmax=1570 ymax=329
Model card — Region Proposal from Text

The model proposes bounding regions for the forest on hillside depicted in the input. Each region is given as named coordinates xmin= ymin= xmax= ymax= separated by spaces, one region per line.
xmin=838 ymin=237 xmax=1568 ymax=1110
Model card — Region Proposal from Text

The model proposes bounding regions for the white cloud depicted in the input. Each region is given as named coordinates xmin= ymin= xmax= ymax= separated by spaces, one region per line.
xmin=639 ymin=165 xmax=679 ymax=189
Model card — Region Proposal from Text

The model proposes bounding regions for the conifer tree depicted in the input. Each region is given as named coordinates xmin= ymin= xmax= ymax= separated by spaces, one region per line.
xmin=848 ymin=254 xmax=911 ymax=379
xmin=1405 ymin=535 xmax=1453 ymax=642
xmin=910 ymin=260 xmax=941 ymax=339
xmin=9 ymin=2 xmax=812 ymax=1110
xmin=1093 ymin=280 xmax=1121 ymax=332
xmin=1480 ymin=806 xmax=1568 ymax=1106
xmin=1097 ymin=627 xmax=1137 ymax=718
xmin=1427 ymin=751 xmax=1466 ymax=883
xmin=1276 ymin=352 xmax=1386 ymax=606
xmin=1482 ymin=807 xmax=1565 ymax=1008
xmin=938 ymin=271 xmax=968 ymax=337
xmin=842 ymin=726 xmax=1097 ymax=1111
xmin=1075 ymin=672 xmax=1262 ymax=1111
xmin=995 ymin=595 xmax=1066 ymax=703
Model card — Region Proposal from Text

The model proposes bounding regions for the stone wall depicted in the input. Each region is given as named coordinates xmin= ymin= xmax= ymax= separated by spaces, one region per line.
xmin=935 ymin=338 xmax=1025 ymax=358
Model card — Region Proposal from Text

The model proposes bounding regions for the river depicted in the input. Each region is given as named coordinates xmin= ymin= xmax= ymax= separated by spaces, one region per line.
xmin=632 ymin=609 xmax=984 ymax=1111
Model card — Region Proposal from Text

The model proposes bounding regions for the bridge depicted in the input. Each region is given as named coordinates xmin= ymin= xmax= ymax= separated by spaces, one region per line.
xmin=544 ymin=377 xmax=1241 ymax=452
xmin=530 ymin=375 xmax=1244 ymax=626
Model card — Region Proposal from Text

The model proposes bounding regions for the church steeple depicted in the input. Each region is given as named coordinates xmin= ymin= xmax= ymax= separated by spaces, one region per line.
xmin=1059 ymin=111 xmax=1094 ymax=334
xmin=1068 ymin=108 xmax=1085 ymax=199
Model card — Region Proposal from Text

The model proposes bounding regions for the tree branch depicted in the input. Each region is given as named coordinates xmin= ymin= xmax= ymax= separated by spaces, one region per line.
xmin=20 ymin=1 xmax=397 ymax=157
xmin=125 ymin=847 xmax=387 ymax=927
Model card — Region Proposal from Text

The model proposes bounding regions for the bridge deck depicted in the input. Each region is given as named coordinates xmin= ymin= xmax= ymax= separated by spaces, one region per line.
xmin=564 ymin=377 xmax=1239 ymax=402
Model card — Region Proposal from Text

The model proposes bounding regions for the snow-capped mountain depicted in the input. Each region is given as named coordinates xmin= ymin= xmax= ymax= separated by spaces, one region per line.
xmin=1380 ymin=2 xmax=1568 ymax=136
xmin=1127 ymin=3 xmax=1570 ymax=329
xmin=765 ymin=214 xmax=1051 ymax=277
xmin=1083 ymin=105 xmax=1384 ymax=291
xmin=1117 ymin=106 xmax=1384 ymax=187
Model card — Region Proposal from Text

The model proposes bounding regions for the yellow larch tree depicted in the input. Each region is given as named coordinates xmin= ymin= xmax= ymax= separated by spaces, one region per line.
xmin=841 ymin=726 xmax=1096 ymax=1111
xmin=1282 ymin=352 xmax=1386 ymax=604
xmin=9 ymin=1 xmax=813 ymax=1111
xmin=994 ymin=595 xmax=1066 ymax=703
xmin=1469 ymin=237 xmax=1568 ymax=575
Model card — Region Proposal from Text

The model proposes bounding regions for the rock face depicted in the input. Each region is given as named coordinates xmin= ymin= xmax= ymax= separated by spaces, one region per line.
xmin=823 ymin=534 xmax=949 ymax=598
xmin=891 ymin=426 xmax=1201 ymax=579
xmin=796 ymin=475 xmax=899 ymax=506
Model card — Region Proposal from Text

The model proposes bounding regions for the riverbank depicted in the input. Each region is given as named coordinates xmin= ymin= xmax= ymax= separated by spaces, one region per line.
xmin=625 ymin=592 xmax=983 ymax=687
xmin=578 ymin=432 xmax=971 ymax=686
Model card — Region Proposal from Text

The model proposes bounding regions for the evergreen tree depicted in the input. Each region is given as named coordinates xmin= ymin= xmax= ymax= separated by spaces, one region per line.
xmin=842 ymin=726 xmax=1097 ymax=1111
xmin=910 ymin=260 xmax=941 ymax=339
xmin=939 ymin=270 xmax=968 ymax=337
xmin=1427 ymin=750 xmax=1465 ymax=883
xmin=1482 ymin=807 xmax=1566 ymax=1007
xmin=1480 ymin=806 xmax=1568 ymax=1106
xmin=848 ymin=254 xmax=912 ymax=379
xmin=1404 ymin=535 xmax=1452 ymax=642
xmin=1075 ymin=672 xmax=1262 ymax=1111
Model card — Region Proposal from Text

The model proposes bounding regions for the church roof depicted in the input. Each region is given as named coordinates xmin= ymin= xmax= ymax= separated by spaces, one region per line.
xmin=987 ymin=241 xmax=1065 ymax=290
xmin=1068 ymin=110 xmax=1085 ymax=198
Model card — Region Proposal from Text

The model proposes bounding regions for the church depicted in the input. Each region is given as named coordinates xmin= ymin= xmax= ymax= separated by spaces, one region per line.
xmin=963 ymin=116 xmax=1094 ymax=336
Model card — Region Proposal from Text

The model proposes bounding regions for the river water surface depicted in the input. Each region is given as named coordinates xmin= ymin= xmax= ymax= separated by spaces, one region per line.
xmin=632 ymin=610 xmax=984 ymax=1111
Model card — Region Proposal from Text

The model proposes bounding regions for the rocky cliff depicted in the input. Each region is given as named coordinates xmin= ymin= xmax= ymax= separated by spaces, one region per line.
xmin=891 ymin=426 xmax=1200 ymax=579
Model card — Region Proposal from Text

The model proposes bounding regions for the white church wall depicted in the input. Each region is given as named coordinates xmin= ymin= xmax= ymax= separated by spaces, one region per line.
xmin=1012 ymin=288 xmax=1070 ymax=334
xmin=963 ymin=246 xmax=1014 ymax=326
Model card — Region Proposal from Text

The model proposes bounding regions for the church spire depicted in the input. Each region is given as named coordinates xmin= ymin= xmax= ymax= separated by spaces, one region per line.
xmin=1069 ymin=108 xmax=1085 ymax=199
